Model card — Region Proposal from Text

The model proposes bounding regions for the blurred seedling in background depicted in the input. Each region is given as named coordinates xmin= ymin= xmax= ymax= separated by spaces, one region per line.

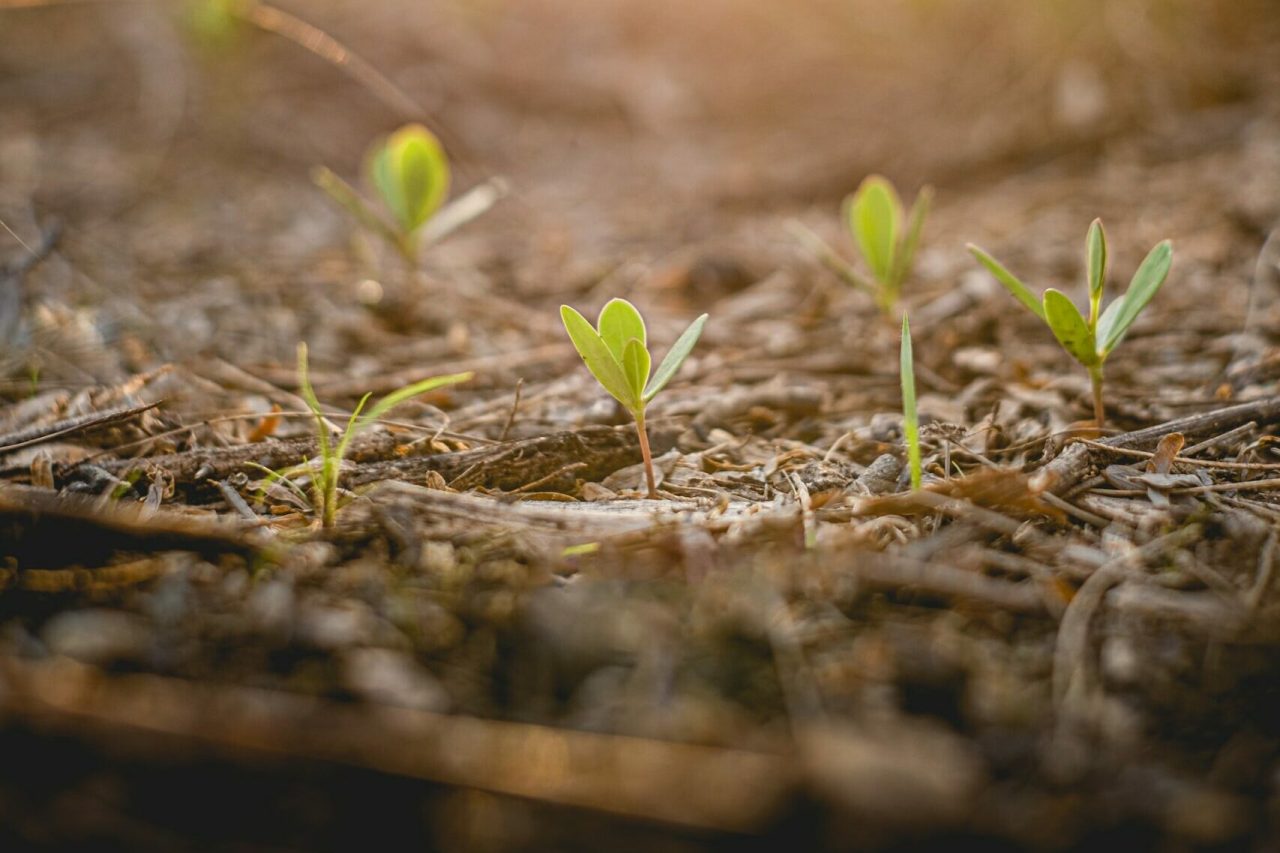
xmin=968 ymin=220 xmax=1172 ymax=430
xmin=900 ymin=314 xmax=922 ymax=490
xmin=314 ymin=123 xmax=506 ymax=268
xmin=258 ymin=343 xmax=471 ymax=528
xmin=789 ymin=175 xmax=932 ymax=315
xmin=561 ymin=299 xmax=708 ymax=499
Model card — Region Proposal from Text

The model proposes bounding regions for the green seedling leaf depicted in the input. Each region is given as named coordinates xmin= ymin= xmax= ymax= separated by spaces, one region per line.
xmin=363 ymin=371 xmax=474 ymax=424
xmin=1042 ymin=289 xmax=1099 ymax=366
xmin=367 ymin=124 xmax=450 ymax=236
xmin=296 ymin=343 xmax=331 ymax=461
xmin=890 ymin=185 xmax=933 ymax=291
xmin=1086 ymin=219 xmax=1107 ymax=320
xmin=847 ymin=176 xmax=902 ymax=285
xmin=1096 ymin=240 xmax=1173 ymax=355
xmin=335 ymin=371 xmax=474 ymax=464
xmin=561 ymin=305 xmax=640 ymax=410
xmin=622 ymin=338 xmax=651 ymax=402
xmin=644 ymin=313 xmax=709 ymax=402
xmin=785 ymin=220 xmax=878 ymax=296
xmin=900 ymin=314 xmax=921 ymax=491
xmin=598 ymin=298 xmax=647 ymax=363
xmin=313 ymin=166 xmax=400 ymax=247
xmin=967 ymin=244 xmax=1046 ymax=320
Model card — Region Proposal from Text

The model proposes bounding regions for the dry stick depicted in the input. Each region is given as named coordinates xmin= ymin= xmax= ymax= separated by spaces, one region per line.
xmin=1068 ymin=438 xmax=1280 ymax=471
xmin=1183 ymin=421 xmax=1257 ymax=455
xmin=239 ymin=3 xmax=420 ymax=120
xmin=1034 ymin=395 xmax=1280 ymax=496
xmin=498 ymin=378 xmax=524 ymax=443
xmin=0 ymin=659 xmax=793 ymax=835
xmin=1247 ymin=532 xmax=1277 ymax=612
xmin=0 ymin=401 xmax=160 ymax=453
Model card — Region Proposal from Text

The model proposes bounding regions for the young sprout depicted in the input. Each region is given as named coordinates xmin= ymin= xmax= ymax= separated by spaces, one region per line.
xmin=560 ymin=299 xmax=708 ymax=499
xmin=900 ymin=314 xmax=922 ymax=491
xmin=788 ymin=174 xmax=932 ymax=315
xmin=315 ymin=123 xmax=502 ymax=268
xmin=968 ymin=220 xmax=1173 ymax=429
xmin=295 ymin=342 xmax=471 ymax=527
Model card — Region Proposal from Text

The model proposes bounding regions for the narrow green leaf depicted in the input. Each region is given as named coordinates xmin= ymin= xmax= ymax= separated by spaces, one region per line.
xmin=1086 ymin=219 xmax=1107 ymax=311
xmin=643 ymin=313 xmax=708 ymax=403
xmin=1042 ymin=289 xmax=1099 ymax=366
xmin=900 ymin=314 xmax=921 ymax=491
xmin=363 ymin=371 xmax=473 ymax=425
xmin=312 ymin=166 xmax=401 ymax=248
xmin=296 ymin=343 xmax=331 ymax=466
xmin=846 ymin=175 xmax=902 ymax=285
xmin=331 ymin=371 xmax=472 ymax=466
xmin=597 ymin=298 xmax=647 ymax=363
xmin=561 ymin=305 xmax=640 ymax=410
xmin=622 ymin=338 xmax=651 ymax=402
xmin=785 ymin=220 xmax=878 ymax=296
xmin=333 ymin=392 xmax=373 ymax=473
xmin=1096 ymin=240 xmax=1173 ymax=355
xmin=889 ymin=184 xmax=932 ymax=294
xmin=967 ymin=244 xmax=1046 ymax=320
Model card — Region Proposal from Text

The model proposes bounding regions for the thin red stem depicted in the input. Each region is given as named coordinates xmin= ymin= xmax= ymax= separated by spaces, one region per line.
xmin=635 ymin=413 xmax=657 ymax=499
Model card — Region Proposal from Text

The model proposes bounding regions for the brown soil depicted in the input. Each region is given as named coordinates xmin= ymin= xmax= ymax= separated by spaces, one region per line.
xmin=2 ymin=1 xmax=1280 ymax=849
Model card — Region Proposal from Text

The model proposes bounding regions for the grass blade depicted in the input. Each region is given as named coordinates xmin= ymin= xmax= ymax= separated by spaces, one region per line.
xmin=900 ymin=314 xmax=922 ymax=491
xmin=362 ymin=372 xmax=473 ymax=425
xmin=889 ymin=185 xmax=932 ymax=295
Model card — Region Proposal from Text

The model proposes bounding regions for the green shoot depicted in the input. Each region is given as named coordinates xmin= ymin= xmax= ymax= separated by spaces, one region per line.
xmin=789 ymin=174 xmax=931 ymax=315
xmin=900 ymin=314 xmax=922 ymax=491
xmin=968 ymin=220 xmax=1173 ymax=429
xmin=296 ymin=343 xmax=471 ymax=527
xmin=315 ymin=123 xmax=454 ymax=267
xmin=560 ymin=299 xmax=708 ymax=499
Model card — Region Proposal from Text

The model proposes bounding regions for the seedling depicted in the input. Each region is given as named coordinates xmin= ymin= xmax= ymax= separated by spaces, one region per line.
xmin=900 ymin=314 xmax=922 ymax=490
xmin=968 ymin=220 xmax=1172 ymax=429
xmin=560 ymin=299 xmax=708 ymax=499
xmin=314 ymin=124 xmax=505 ymax=268
xmin=788 ymin=174 xmax=931 ymax=314
xmin=294 ymin=342 xmax=471 ymax=527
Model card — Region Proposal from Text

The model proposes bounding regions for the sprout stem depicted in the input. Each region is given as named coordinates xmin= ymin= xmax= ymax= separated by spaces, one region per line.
xmin=1089 ymin=364 xmax=1105 ymax=429
xmin=634 ymin=412 xmax=658 ymax=499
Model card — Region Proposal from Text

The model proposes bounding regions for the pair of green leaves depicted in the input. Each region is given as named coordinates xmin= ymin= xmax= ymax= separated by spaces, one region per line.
xmin=366 ymin=123 xmax=450 ymax=238
xmin=968 ymin=220 xmax=1172 ymax=370
xmin=560 ymin=299 xmax=708 ymax=417
xmin=313 ymin=123 xmax=451 ymax=266
xmin=844 ymin=175 xmax=932 ymax=311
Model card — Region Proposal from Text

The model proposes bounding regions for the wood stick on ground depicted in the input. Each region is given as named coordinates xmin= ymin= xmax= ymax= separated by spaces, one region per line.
xmin=1034 ymin=396 xmax=1280 ymax=496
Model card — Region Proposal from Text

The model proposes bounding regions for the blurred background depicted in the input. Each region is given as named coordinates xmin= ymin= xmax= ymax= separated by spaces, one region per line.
xmin=0 ymin=0 xmax=1276 ymax=373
